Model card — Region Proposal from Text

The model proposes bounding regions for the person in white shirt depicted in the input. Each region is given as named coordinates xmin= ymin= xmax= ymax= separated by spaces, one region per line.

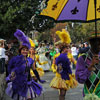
xmin=0 ymin=40 xmax=6 ymax=74
xmin=71 ymin=44 xmax=78 ymax=69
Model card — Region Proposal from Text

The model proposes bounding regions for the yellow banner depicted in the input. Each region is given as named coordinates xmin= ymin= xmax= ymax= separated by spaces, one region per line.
xmin=41 ymin=0 xmax=68 ymax=20
xmin=97 ymin=0 xmax=100 ymax=19
xmin=87 ymin=0 xmax=100 ymax=21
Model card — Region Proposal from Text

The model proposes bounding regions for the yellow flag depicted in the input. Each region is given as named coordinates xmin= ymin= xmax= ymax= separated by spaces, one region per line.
xmin=41 ymin=0 xmax=68 ymax=20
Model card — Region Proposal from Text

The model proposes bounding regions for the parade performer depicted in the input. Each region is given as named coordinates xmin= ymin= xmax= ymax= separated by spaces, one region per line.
xmin=28 ymin=38 xmax=47 ymax=82
xmin=51 ymin=48 xmax=76 ymax=73
xmin=37 ymin=43 xmax=51 ymax=71
xmin=50 ymin=29 xmax=78 ymax=100
xmin=0 ymin=39 xmax=6 ymax=74
xmin=75 ymin=32 xmax=100 ymax=99
xmin=6 ymin=29 xmax=44 ymax=100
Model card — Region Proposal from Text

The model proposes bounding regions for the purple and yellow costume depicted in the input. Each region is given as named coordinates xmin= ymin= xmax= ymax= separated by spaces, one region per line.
xmin=50 ymin=53 xmax=77 ymax=90
xmin=6 ymin=55 xmax=43 ymax=100
xmin=30 ymin=54 xmax=47 ymax=77
xmin=75 ymin=50 xmax=100 ymax=98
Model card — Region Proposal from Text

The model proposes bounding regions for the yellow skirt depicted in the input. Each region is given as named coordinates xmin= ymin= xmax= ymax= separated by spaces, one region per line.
xmin=30 ymin=68 xmax=44 ymax=77
xmin=50 ymin=73 xmax=78 ymax=90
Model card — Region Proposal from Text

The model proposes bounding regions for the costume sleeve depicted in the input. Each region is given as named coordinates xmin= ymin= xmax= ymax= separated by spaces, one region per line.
xmin=73 ymin=60 xmax=77 ymax=65
xmin=8 ymin=55 xmax=27 ymax=74
xmin=56 ymin=55 xmax=61 ymax=65
xmin=69 ymin=53 xmax=77 ymax=65
xmin=75 ymin=56 xmax=91 ymax=84
xmin=51 ymin=64 xmax=57 ymax=73
xmin=7 ymin=57 xmax=16 ymax=74
xmin=65 ymin=54 xmax=72 ymax=74
xmin=38 ymin=60 xmax=48 ymax=65
xmin=51 ymin=53 xmax=60 ymax=73
xmin=36 ymin=55 xmax=48 ymax=65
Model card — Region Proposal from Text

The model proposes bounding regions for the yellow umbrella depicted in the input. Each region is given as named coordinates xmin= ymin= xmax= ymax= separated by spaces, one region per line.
xmin=41 ymin=0 xmax=100 ymax=36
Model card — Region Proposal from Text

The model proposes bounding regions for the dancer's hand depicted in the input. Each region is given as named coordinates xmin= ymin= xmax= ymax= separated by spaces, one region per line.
xmin=10 ymin=72 xmax=16 ymax=80
xmin=88 ymin=55 xmax=99 ymax=71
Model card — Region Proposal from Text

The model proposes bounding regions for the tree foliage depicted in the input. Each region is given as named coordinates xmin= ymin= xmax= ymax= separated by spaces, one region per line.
xmin=0 ymin=0 xmax=43 ymax=39
xmin=45 ymin=21 xmax=100 ymax=44
xmin=67 ymin=21 xmax=100 ymax=43
xmin=1 ymin=0 xmax=100 ymax=44
xmin=32 ymin=15 xmax=55 ymax=32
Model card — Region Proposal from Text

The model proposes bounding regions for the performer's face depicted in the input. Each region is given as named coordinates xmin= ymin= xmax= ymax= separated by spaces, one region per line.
xmin=29 ymin=47 xmax=35 ymax=55
xmin=21 ymin=47 xmax=29 ymax=57
xmin=63 ymin=46 xmax=70 ymax=53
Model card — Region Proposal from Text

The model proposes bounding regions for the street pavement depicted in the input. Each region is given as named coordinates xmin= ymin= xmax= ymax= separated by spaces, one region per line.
xmin=4 ymin=70 xmax=84 ymax=100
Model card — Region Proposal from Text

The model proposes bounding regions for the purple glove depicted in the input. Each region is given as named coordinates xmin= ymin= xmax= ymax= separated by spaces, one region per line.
xmin=6 ymin=76 xmax=11 ymax=82
xmin=39 ymin=80 xmax=46 ymax=83
xmin=27 ymin=81 xmax=31 ymax=85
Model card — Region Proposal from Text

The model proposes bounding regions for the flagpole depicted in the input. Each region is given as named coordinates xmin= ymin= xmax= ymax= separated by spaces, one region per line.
xmin=94 ymin=0 xmax=97 ymax=37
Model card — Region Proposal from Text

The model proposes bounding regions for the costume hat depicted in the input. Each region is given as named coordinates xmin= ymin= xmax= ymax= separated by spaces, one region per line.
xmin=14 ymin=29 xmax=31 ymax=49
xmin=56 ymin=29 xmax=71 ymax=44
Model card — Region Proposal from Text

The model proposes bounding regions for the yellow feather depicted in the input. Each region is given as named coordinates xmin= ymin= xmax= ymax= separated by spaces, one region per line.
xmin=56 ymin=29 xmax=71 ymax=44
xmin=29 ymin=38 xmax=35 ymax=48
xmin=56 ymin=31 xmax=62 ymax=39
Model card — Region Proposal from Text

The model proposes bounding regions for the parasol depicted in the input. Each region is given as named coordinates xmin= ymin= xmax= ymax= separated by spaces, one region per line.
xmin=41 ymin=0 xmax=100 ymax=36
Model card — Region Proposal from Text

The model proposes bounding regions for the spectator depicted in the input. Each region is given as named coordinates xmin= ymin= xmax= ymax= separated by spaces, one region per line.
xmin=71 ymin=44 xmax=78 ymax=69
xmin=0 ymin=40 xmax=6 ymax=74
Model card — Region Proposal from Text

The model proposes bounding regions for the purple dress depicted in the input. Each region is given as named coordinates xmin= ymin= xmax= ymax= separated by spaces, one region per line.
xmin=50 ymin=53 xmax=78 ymax=90
xmin=6 ymin=55 xmax=43 ymax=100
xmin=56 ymin=53 xmax=72 ymax=80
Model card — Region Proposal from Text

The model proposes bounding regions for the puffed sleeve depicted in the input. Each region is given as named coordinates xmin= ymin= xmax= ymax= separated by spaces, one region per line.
xmin=7 ymin=56 xmax=16 ymax=74
xmin=75 ymin=56 xmax=91 ymax=84
xmin=36 ymin=55 xmax=48 ymax=65
xmin=28 ymin=57 xmax=34 ymax=66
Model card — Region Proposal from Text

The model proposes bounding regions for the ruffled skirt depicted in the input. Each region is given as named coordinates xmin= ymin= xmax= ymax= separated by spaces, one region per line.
xmin=37 ymin=54 xmax=50 ymax=71
xmin=50 ymin=73 xmax=78 ymax=90
xmin=6 ymin=80 xmax=43 ymax=100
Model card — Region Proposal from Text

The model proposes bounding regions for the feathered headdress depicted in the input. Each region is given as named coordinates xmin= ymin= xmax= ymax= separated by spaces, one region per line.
xmin=56 ymin=29 xmax=71 ymax=44
xmin=29 ymin=38 xmax=35 ymax=48
xmin=14 ymin=29 xmax=31 ymax=49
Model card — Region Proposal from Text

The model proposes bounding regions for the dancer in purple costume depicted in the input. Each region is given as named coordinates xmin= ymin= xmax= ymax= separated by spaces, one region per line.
xmin=6 ymin=29 xmax=44 ymax=100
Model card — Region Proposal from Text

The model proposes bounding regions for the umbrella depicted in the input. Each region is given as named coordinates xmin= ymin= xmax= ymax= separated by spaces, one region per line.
xmin=41 ymin=0 xmax=100 ymax=36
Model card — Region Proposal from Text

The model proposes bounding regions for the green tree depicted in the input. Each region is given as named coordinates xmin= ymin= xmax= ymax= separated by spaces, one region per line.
xmin=67 ymin=22 xmax=85 ymax=43
xmin=0 ymin=0 xmax=43 ymax=39
xmin=67 ymin=21 xmax=100 ymax=43
xmin=32 ymin=15 xmax=55 ymax=32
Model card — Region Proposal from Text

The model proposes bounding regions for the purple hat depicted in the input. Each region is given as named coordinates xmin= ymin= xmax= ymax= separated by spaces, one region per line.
xmin=14 ymin=29 xmax=31 ymax=49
